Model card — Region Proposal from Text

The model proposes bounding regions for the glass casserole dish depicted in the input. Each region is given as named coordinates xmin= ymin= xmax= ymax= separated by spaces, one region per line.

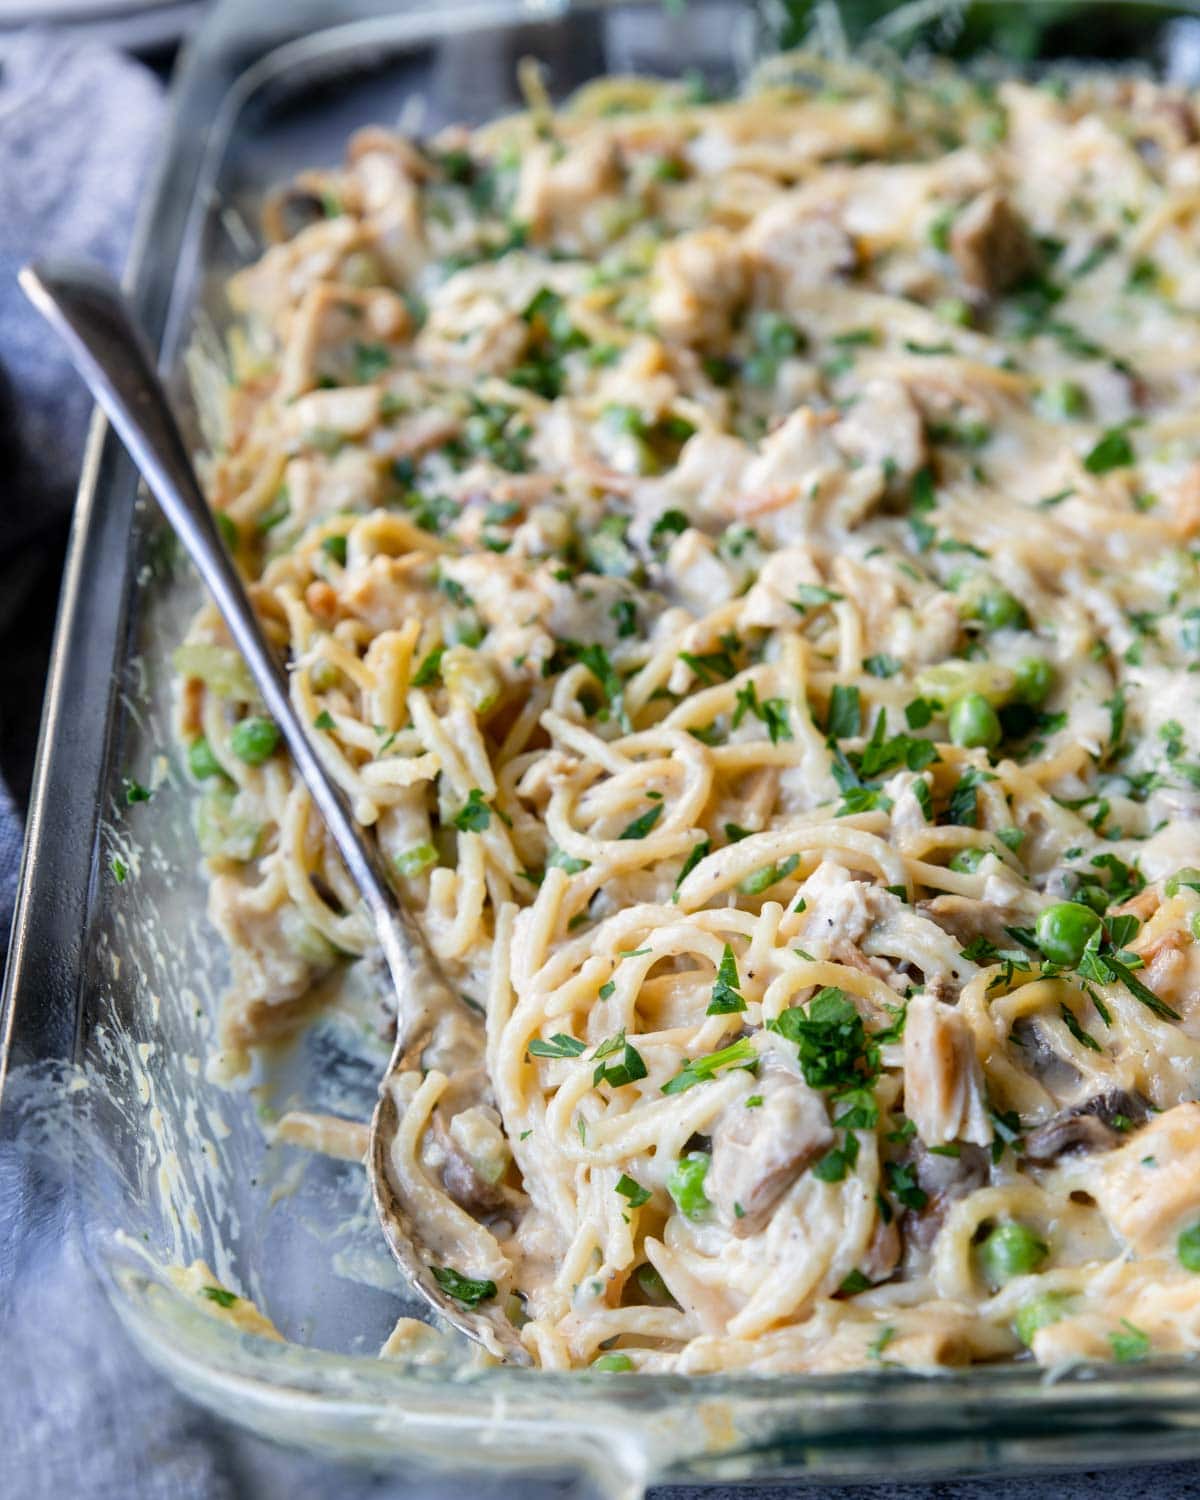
xmin=6 ymin=0 xmax=1200 ymax=1490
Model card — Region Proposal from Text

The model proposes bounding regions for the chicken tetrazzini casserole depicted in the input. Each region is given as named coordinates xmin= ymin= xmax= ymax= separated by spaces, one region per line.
xmin=172 ymin=54 xmax=1200 ymax=1375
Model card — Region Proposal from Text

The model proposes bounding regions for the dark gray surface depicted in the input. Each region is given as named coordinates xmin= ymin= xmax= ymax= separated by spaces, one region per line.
xmin=1 ymin=21 xmax=1199 ymax=1500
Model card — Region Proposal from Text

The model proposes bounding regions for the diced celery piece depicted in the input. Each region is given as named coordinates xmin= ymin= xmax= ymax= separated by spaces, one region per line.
xmin=173 ymin=643 xmax=258 ymax=702
xmin=195 ymin=785 xmax=262 ymax=862
xmin=395 ymin=843 xmax=438 ymax=878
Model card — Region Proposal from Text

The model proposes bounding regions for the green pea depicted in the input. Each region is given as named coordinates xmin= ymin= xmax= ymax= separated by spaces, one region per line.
xmin=667 ymin=1151 xmax=711 ymax=1220
xmin=1178 ymin=1221 xmax=1200 ymax=1272
xmin=979 ymin=1220 xmax=1049 ymax=1285
xmin=949 ymin=848 xmax=987 ymax=874
xmin=957 ymin=575 xmax=1028 ymax=632
xmin=949 ymin=692 xmax=1002 ymax=749
xmin=1014 ymin=1290 xmax=1074 ymax=1346
xmin=230 ymin=716 xmax=281 ymax=766
xmin=974 ymin=588 xmax=1029 ymax=632
xmin=1014 ymin=656 xmax=1054 ymax=705
xmin=1075 ymin=882 xmax=1109 ymax=915
xmin=1035 ymin=901 xmax=1102 ymax=966
xmin=187 ymin=735 xmax=223 ymax=781
xmin=591 ymin=1353 xmax=634 ymax=1372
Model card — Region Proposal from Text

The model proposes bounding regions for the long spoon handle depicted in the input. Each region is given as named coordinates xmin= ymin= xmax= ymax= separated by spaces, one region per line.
xmin=20 ymin=261 xmax=414 ymax=937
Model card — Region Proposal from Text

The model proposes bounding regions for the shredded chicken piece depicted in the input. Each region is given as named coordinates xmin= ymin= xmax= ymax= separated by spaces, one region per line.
xmin=707 ymin=1070 xmax=834 ymax=1236
xmin=833 ymin=378 xmax=927 ymax=483
xmin=1086 ymin=1102 xmax=1200 ymax=1253
xmin=902 ymin=991 xmax=992 ymax=1149
xmin=650 ymin=227 xmax=749 ymax=348
xmin=743 ymin=193 xmax=857 ymax=304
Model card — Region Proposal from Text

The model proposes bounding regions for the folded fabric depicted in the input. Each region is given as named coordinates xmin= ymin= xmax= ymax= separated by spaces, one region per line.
xmin=0 ymin=27 xmax=164 ymax=551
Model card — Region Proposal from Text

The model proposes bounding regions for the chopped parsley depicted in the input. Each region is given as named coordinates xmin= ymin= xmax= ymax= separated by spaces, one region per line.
xmin=1084 ymin=427 xmax=1135 ymax=474
xmin=411 ymin=646 xmax=445 ymax=687
xmin=431 ymin=1266 xmax=497 ymax=1308
xmin=568 ymin=641 xmax=630 ymax=730
xmin=827 ymin=684 xmax=862 ymax=739
xmin=615 ymin=1173 xmax=652 ymax=1208
xmin=733 ymin=681 xmax=793 ymax=743
xmin=679 ymin=648 xmax=738 ymax=684
xmin=740 ymin=853 xmax=800 ymax=895
xmin=618 ymin=803 xmax=664 ymax=840
xmin=527 ymin=1033 xmax=586 ymax=1060
xmin=706 ymin=943 xmax=746 ymax=1014
xmin=661 ymin=1037 xmax=756 ymax=1095
xmin=1108 ymin=1318 xmax=1150 ymax=1363
xmin=1058 ymin=1001 xmax=1103 ymax=1053
xmin=352 ymin=341 xmax=391 ymax=382
xmin=592 ymin=1030 xmax=649 ymax=1088
xmin=547 ymin=846 xmax=589 ymax=876
xmin=770 ymin=988 xmax=877 ymax=1091
xmin=886 ymin=1160 xmax=928 ymax=1211
xmin=610 ymin=599 xmax=638 ymax=638
xmin=947 ymin=766 xmax=995 ymax=826
xmin=674 ymin=838 xmax=711 ymax=897
xmin=792 ymin=583 xmax=843 ymax=610
xmin=321 ymin=533 xmax=348 ymax=566
xmin=452 ymin=788 xmax=492 ymax=832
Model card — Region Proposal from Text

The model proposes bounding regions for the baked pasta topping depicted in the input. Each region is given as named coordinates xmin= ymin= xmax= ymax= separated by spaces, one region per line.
xmin=176 ymin=56 xmax=1200 ymax=1373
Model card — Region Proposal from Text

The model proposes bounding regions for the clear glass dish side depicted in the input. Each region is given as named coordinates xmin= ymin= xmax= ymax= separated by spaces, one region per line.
xmin=7 ymin=1 xmax=1200 ymax=1491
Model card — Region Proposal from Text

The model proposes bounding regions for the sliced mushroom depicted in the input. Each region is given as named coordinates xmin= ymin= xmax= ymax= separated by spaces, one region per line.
xmin=905 ymin=1140 xmax=990 ymax=1251
xmin=707 ymin=1070 xmax=833 ymax=1236
xmin=1024 ymin=1090 xmax=1149 ymax=1165
xmin=1009 ymin=1017 xmax=1082 ymax=1098
xmin=430 ymin=1103 xmax=509 ymax=1215
xmin=860 ymin=1212 xmax=902 ymax=1283
xmin=920 ymin=893 xmax=1014 ymax=949
xmin=949 ymin=189 xmax=1036 ymax=296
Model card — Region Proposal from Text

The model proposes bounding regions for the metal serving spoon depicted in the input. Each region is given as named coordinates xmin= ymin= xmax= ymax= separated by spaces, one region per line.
xmin=21 ymin=262 xmax=527 ymax=1364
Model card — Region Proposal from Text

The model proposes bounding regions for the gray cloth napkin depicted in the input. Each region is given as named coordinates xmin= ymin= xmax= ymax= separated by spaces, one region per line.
xmin=1 ymin=24 xmax=1199 ymax=1500
xmin=0 ymin=27 xmax=164 ymax=544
